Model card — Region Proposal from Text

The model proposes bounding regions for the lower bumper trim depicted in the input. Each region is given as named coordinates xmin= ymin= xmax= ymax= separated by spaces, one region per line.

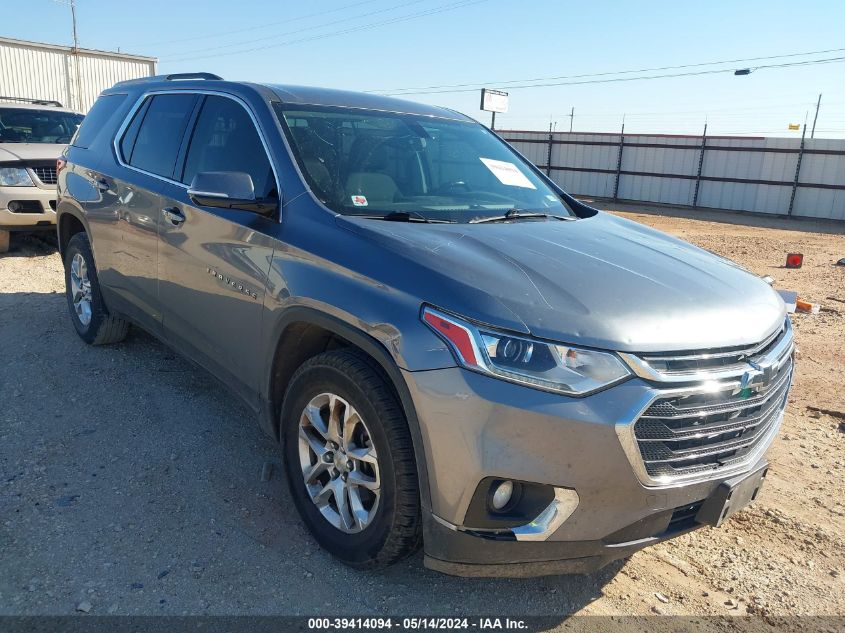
xmin=424 ymin=554 xmax=609 ymax=578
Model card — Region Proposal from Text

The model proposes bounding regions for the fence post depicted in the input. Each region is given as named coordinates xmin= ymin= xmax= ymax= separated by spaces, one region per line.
xmin=545 ymin=133 xmax=553 ymax=176
xmin=692 ymin=123 xmax=708 ymax=208
xmin=612 ymin=122 xmax=625 ymax=200
xmin=788 ymin=124 xmax=807 ymax=216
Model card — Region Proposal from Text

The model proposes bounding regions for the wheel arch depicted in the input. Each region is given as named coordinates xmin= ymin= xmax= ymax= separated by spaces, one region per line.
xmin=262 ymin=306 xmax=432 ymax=514
xmin=56 ymin=206 xmax=90 ymax=259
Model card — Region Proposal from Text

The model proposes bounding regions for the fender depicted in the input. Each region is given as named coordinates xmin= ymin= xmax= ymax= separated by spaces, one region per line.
xmin=55 ymin=200 xmax=92 ymax=259
xmin=259 ymin=305 xmax=433 ymax=514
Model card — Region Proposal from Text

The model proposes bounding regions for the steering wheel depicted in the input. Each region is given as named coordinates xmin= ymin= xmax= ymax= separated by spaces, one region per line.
xmin=434 ymin=180 xmax=472 ymax=195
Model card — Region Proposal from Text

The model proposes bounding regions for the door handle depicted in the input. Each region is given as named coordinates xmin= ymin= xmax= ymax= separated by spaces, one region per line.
xmin=163 ymin=207 xmax=186 ymax=226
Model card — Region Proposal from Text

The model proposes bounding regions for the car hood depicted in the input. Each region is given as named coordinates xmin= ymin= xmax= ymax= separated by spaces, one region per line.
xmin=339 ymin=212 xmax=785 ymax=353
xmin=0 ymin=143 xmax=66 ymax=162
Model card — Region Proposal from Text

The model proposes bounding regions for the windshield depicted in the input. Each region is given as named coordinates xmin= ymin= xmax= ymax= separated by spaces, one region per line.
xmin=0 ymin=108 xmax=83 ymax=144
xmin=274 ymin=104 xmax=574 ymax=223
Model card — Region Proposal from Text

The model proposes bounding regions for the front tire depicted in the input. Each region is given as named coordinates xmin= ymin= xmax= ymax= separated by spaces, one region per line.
xmin=281 ymin=349 xmax=421 ymax=569
xmin=64 ymin=232 xmax=129 ymax=345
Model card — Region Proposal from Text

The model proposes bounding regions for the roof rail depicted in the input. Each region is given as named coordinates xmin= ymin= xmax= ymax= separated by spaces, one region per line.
xmin=111 ymin=73 xmax=224 ymax=89
xmin=0 ymin=96 xmax=63 ymax=107
xmin=165 ymin=72 xmax=223 ymax=81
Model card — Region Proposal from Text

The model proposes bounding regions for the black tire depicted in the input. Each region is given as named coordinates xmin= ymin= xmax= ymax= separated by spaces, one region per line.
xmin=281 ymin=349 xmax=421 ymax=569
xmin=64 ymin=232 xmax=129 ymax=345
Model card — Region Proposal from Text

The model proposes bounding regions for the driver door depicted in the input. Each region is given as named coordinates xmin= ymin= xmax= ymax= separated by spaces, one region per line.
xmin=156 ymin=94 xmax=279 ymax=404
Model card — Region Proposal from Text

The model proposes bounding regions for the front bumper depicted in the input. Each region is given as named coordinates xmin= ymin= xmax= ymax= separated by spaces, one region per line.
xmin=0 ymin=185 xmax=57 ymax=230
xmin=403 ymin=364 xmax=785 ymax=576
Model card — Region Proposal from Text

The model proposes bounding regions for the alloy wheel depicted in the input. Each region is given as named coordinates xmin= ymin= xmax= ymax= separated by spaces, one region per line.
xmin=69 ymin=253 xmax=93 ymax=326
xmin=298 ymin=392 xmax=381 ymax=533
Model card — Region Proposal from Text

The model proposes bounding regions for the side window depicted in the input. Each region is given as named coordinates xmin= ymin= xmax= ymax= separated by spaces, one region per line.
xmin=121 ymin=94 xmax=196 ymax=179
xmin=181 ymin=95 xmax=276 ymax=199
xmin=119 ymin=98 xmax=149 ymax=161
xmin=72 ymin=94 xmax=126 ymax=148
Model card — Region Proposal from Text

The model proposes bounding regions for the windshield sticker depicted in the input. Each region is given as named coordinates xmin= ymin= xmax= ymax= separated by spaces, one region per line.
xmin=479 ymin=158 xmax=537 ymax=189
xmin=351 ymin=195 xmax=368 ymax=207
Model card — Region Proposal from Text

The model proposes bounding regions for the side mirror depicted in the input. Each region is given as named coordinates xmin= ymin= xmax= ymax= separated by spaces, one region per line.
xmin=187 ymin=171 xmax=276 ymax=215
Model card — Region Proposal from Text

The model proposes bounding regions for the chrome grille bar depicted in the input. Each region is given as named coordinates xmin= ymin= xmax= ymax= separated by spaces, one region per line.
xmin=617 ymin=317 xmax=794 ymax=486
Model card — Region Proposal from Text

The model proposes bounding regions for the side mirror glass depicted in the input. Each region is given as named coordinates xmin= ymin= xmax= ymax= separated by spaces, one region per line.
xmin=187 ymin=171 xmax=276 ymax=215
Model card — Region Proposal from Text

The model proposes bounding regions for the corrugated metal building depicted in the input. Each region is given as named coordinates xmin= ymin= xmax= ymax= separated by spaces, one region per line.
xmin=0 ymin=37 xmax=156 ymax=113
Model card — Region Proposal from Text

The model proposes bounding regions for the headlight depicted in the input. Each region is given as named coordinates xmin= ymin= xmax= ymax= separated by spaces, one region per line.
xmin=422 ymin=306 xmax=631 ymax=396
xmin=0 ymin=167 xmax=35 ymax=187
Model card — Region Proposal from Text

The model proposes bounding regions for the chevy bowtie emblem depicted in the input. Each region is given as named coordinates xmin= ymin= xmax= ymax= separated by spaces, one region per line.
xmin=739 ymin=360 xmax=768 ymax=395
xmin=739 ymin=359 xmax=774 ymax=392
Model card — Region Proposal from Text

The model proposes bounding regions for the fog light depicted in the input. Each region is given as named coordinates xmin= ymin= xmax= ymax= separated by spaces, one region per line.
xmin=491 ymin=480 xmax=514 ymax=510
xmin=8 ymin=201 xmax=20 ymax=212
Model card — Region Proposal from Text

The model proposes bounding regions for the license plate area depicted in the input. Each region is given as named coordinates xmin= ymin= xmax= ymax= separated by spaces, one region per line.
xmin=695 ymin=463 xmax=768 ymax=527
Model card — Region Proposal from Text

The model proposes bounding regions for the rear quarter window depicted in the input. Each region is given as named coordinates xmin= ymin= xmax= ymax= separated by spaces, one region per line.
xmin=71 ymin=94 xmax=127 ymax=149
xmin=119 ymin=94 xmax=197 ymax=179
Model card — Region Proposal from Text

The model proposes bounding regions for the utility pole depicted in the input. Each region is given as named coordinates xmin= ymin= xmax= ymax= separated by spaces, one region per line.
xmin=811 ymin=93 xmax=822 ymax=139
xmin=568 ymin=107 xmax=574 ymax=133
xmin=55 ymin=0 xmax=82 ymax=110
xmin=70 ymin=0 xmax=79 ymax=51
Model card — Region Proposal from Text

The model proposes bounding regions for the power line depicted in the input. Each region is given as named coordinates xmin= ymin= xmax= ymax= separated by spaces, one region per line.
xmin=374 ymin=45 xmax=845 ymax=94
xmin=117 ymin=0 xmax=385 ymax=48
xmin=162 ymin=0 xmax=489 ymax=63
xmin=378 ymin=56 xmax=845 ymax=95
xmin=161 ymin=0 xmax=427 ymax=58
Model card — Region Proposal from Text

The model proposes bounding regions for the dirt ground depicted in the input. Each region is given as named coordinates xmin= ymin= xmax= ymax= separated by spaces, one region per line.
xmin=1 ymin=206 xmax=843 ymax=625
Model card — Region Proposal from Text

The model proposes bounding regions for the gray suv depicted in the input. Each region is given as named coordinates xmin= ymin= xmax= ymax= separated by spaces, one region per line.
xmin=57 ymin=73 xmax=793 ymax=577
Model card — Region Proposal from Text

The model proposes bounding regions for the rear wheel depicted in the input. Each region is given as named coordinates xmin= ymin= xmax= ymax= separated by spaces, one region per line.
xmin=281 ymin=349 xmax=421 ymax=568
xmin=64 ymin=232 xmax=129 ymax=345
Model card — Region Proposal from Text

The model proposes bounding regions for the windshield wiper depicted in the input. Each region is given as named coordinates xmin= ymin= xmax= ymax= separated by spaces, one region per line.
xmin=469 ymin=208 xmax=573 ymax=224
xmin=364 ymin=211 xmax=455 ymax=224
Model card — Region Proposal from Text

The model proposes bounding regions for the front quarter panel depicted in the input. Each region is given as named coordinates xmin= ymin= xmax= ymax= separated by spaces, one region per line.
xmin=262 ymin=198 xmax=455 ymax=375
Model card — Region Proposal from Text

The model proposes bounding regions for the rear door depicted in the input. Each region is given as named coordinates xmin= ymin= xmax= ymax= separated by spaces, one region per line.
xmin=156 ymin=93 xmax=279 ymax=404
xmin=88 ymin=92 xmax=198 ymax=334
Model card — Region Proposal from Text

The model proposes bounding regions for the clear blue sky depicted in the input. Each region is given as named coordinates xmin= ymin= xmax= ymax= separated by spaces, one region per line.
xmin=5 ymin=0 xmax=845 ymax=137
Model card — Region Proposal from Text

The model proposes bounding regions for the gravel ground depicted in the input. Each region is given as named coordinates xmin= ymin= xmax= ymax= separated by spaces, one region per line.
xmin=1 ymin=207 xmax=843 ymax=624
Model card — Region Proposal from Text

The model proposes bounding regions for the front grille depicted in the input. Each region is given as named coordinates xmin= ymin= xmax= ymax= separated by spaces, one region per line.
xmin=31 ymin=166 xmax=57 ymax=185
xmin=633 ymin=357 xmax=792 ymax=479
xmin=636 ymin=321 xmax=788 ymax=375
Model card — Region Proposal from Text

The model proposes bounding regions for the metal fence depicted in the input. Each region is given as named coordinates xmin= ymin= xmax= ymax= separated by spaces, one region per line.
xmin=501 ymin=129 xmax=845 ymax=221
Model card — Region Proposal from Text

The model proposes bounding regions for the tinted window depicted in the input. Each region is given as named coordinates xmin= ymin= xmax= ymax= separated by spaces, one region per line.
xmin=182 ymin=96 xmax=276 ymax=199
xmin=119 ymin=98 xmax=150 ymax=161
xmin=0 ymin=107 xmax=83 ymax=144
xmin=71 ymin=94 xmax=126 ymax=148
xmin=124 ymin=94 xmax=196 ymax=178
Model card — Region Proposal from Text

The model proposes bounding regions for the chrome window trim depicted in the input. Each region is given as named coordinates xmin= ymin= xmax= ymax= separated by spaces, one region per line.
xmin=187 ymin=189 xmax=230 ymax=199
xmin=111 ymin=89 xmax=281 ymax=220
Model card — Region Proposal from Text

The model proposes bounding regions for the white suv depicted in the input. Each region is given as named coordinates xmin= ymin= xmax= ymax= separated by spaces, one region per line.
xmin=0 ymin=98 xmax=83 ymax=252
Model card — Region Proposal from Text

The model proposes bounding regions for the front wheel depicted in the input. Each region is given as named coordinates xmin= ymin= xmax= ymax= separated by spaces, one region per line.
xmin=281 ymin=349 xmax=421 ymax=568
xmin=64 ymin=232 xmax=129 ymax=345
